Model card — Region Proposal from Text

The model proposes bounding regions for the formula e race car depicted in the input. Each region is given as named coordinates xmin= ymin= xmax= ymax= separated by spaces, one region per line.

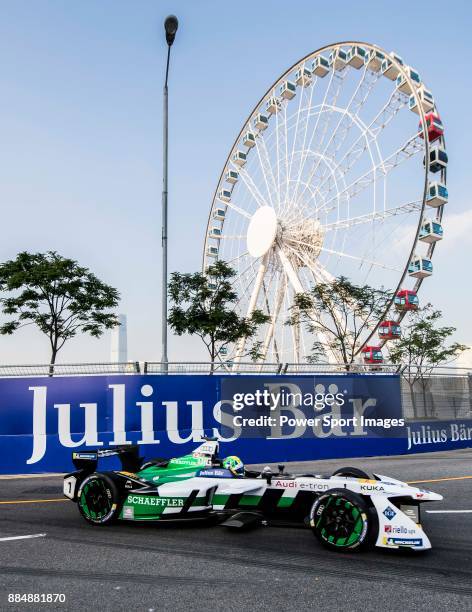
xmin=63 ymin=439 xmax=442 ymax=552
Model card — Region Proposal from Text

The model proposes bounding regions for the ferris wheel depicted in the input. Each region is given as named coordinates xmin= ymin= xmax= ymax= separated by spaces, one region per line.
xmin=203 ymin=42 xmax=447 ymax=365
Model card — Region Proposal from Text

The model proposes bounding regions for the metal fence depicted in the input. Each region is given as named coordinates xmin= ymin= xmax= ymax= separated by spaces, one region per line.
xmin=144 ymin=361 xmax=284 ymax=375
xmin=0 ymin=362 xmax=140 ymax=377
xmin=401 ymin=374 xmax=472 ymax=421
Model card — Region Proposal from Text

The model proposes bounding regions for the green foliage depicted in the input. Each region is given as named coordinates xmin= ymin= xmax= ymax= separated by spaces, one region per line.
xmin=0 ymin=251 xmax=120 ymax=364
xmin=168 ymin=260 xmax=269 ymax=367
xmin=389 ymin=304 xmax=467 ymax=377
xmin=389 ymin=304 xmax=468 ymax=418
xmin=289 ymin=276 xmax=392 ymax=369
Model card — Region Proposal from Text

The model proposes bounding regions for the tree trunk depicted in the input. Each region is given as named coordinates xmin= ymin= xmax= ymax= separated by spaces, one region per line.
xmin=421 ymin=377 xmax=428 ymax=418
xmin=209 ymin=343 xmax=215 ymax=375
xmin=49 ymin=344 xmax=58 ymax=377
xmin=409 ymin=381 xmax=417 ymax=419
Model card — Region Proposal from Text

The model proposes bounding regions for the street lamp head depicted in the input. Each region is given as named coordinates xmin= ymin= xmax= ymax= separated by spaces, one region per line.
xmin=164 ymin=15 xmax=179 ymax=46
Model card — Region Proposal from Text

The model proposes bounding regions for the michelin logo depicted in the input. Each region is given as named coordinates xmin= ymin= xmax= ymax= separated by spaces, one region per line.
xmin=387 ymin=537 xmax=423 ymax=546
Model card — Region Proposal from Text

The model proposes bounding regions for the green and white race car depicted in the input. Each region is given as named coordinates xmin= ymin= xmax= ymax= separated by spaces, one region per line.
xmin=63 ymin=439 xmax=442 ymax=552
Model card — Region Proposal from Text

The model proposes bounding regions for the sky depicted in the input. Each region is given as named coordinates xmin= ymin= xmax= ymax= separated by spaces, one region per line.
xmin=0 ymin=0 xmax=471 ymax=366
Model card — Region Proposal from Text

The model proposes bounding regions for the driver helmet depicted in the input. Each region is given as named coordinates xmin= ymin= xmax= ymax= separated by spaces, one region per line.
xmin=222 ymin=455 xmax=244 ymax=477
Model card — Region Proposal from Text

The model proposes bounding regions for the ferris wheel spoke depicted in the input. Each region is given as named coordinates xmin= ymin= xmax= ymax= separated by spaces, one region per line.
xmin=319 ymin=246 xmax=402 ymax=272
xmin=225 ymin=250 xmax=250 ymax=265
xmin=292 ymin=69 xmax=346 ymax=206
xmin=220 ymin=199 xmax=253 ymax=220
xmin=282 ymin=101 xmax=291 ymax=216
xmin=322 ymin=200 xmax=422 ymax=231
xmin=233 ymin=163 xmax=269 ymax=209
xmin=252 ymin=133 xmax=277 ymax=209
xmin=287 ymin=75 xmax=317 ymax=200
xmin=285 ymin=147 xmax=346 ymax=225
xmin=297 ymin=66 xmax=379 ymax=208
xmin=232 ymin=259 xmax=264 ymax=310
xmin=315 ymin=133 xmax=424 ymax=215
xmin=309 ymin=89 xmax=408 ymax=206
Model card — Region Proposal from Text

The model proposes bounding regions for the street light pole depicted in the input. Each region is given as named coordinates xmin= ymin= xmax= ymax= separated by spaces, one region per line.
xmin=161 ymin=15 xmax=178 ymax=374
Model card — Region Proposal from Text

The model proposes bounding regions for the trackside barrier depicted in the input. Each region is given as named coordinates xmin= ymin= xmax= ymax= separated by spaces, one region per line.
xmin=0 ymin=367 xmax=470 ymax=474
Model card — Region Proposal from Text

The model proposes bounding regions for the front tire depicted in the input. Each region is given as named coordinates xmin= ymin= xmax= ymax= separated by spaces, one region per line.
xmin=310 ymin=489 xmax=373 ymax=551
xmin=77 ymin=473 xmax=121 ymax=526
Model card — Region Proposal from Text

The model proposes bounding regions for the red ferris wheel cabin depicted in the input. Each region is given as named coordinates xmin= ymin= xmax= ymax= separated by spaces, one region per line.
xmin=419 ymin=113 xmax=443 ymax=142
xmin=361 ymin=346 xmax=383 ymax=364
xmin=394 ymin=289 xmax=419 ymax=311
xmin=378 ymin=320 xmax=401 ymax=340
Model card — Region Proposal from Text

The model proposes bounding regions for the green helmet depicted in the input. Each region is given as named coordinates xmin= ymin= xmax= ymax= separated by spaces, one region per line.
xmin=222 ymin=455 xmax=244 ymax=477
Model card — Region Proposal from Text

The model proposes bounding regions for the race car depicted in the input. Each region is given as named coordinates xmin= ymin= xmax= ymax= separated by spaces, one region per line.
xmin=63 ymin=438 xmax=442 ymax=552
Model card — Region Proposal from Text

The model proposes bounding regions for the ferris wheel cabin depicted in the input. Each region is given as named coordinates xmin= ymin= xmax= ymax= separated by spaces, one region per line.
xmin=312 ymin=55 xmax=330 ymax=77
xmin=225 ymin=170 xmax=239 ymax=184
xmin=378 ymin=321 xmax=401 ymax=340
xmin=409 ymin=87 xmax=435 ymax=114
xmin=426 ymin=182 xmax=448 ymax=208
xmin=295 ymin=66 xmax=312 ymax=87
xmin=253 ymin=113 xmax=269 ymax=131
xmin=396 ymin=66 xmax=421 ymax=94
xmin=347 ymin=46 xmax=367 ymax=69
xmin=213 ymin=208 xmax=226 ymax=221
xmin=232 ymin=151 xmax=247 ymax=167
xmin=218 ymin=189 xmax=231 ymax=203
xmin=381 ymin=52 xmax=404 ymax=80
xmin=365 ymin=49 xmax=385 ymax=72
xmin=419 ymin=113 xmax=444 ymax=142
xmin=279 ymin=80 xmax=297 ymax=100
xmin=329 ymin=48 xmax=348 ymax=71
xmin=242 ymin=131 xmax=256 ymax=148
xmin=408 ymin=256 xmax=433 ymax=278
xmin=209 ymin=227 xmax=222 ymax=239
xmin=395 ymin=290 xmax=419 ymax=311
xmin=419 ymin=219 xmax=443 ymax=243
xmin=427 ymin=146 xmax=448 ymax=173
xmin=361 ymin=346 xmax=384 ymax=364
xmin=266 ymin=96 xmax=281 ymax=115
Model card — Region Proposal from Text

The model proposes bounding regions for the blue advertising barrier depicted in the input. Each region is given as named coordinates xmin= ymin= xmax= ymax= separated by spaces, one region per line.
xmin=0 ymin=373 xmax=470 ymax=474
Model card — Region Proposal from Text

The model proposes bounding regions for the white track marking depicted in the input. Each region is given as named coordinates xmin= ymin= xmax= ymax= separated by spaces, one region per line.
xmin=0 ymin=533 xmax=46 ymax=542
xmin=426 ymin=510 xmax=472 ymax=514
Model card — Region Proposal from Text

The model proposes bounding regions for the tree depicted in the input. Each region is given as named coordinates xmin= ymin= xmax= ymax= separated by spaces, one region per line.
xmin=0 ymin=251 xmax=120 ymax=367
xmin=389 ymin=305 xmax=468 ymax=418
xmin=288 ymin=276 xmax=393 ymax=370
xmin=168 ymin=260 xmax=269 ymax=371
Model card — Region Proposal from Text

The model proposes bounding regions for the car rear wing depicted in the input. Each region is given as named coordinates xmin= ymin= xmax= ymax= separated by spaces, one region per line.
xmin=72 ymin=445 xmax=142 ymax=473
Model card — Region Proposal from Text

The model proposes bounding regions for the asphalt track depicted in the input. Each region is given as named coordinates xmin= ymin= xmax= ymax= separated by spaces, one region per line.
xmin=1 ymin=449 xmax=472 ymax=612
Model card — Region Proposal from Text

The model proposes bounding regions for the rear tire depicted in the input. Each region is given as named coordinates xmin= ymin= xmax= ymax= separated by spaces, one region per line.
xmin=310 ymin=488 xmax=374 ymax=551
xmin=77 ymin=473 xmax=121 ymax=526
xmin=331 ymin=466 xmax=375 ymax=480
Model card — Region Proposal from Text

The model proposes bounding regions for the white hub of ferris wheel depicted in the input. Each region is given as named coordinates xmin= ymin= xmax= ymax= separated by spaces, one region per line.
xmin=247 ymin=206 xmax=277 ymax=258
xmin=203 ymin=42 xmax=447 ymax=366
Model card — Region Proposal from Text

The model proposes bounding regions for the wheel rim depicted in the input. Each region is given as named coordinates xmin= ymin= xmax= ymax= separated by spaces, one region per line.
xmin=79 ymin=479 xmax=112 ymax=521
xmin=316 ymin=496 xmax=366 ymax=547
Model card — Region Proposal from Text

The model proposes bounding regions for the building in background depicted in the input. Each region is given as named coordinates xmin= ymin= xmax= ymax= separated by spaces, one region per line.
xmin=110 ymin=314 xmax=127 ymax=362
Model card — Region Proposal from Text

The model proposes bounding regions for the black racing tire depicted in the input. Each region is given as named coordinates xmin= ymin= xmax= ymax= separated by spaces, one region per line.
xmin=77 ymin=473 xmax=121 ymax=526
xmin=310 ymin=488 xmax=374 ymax=552
xmin=331 ymin=466 xmax=375 ymax=480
